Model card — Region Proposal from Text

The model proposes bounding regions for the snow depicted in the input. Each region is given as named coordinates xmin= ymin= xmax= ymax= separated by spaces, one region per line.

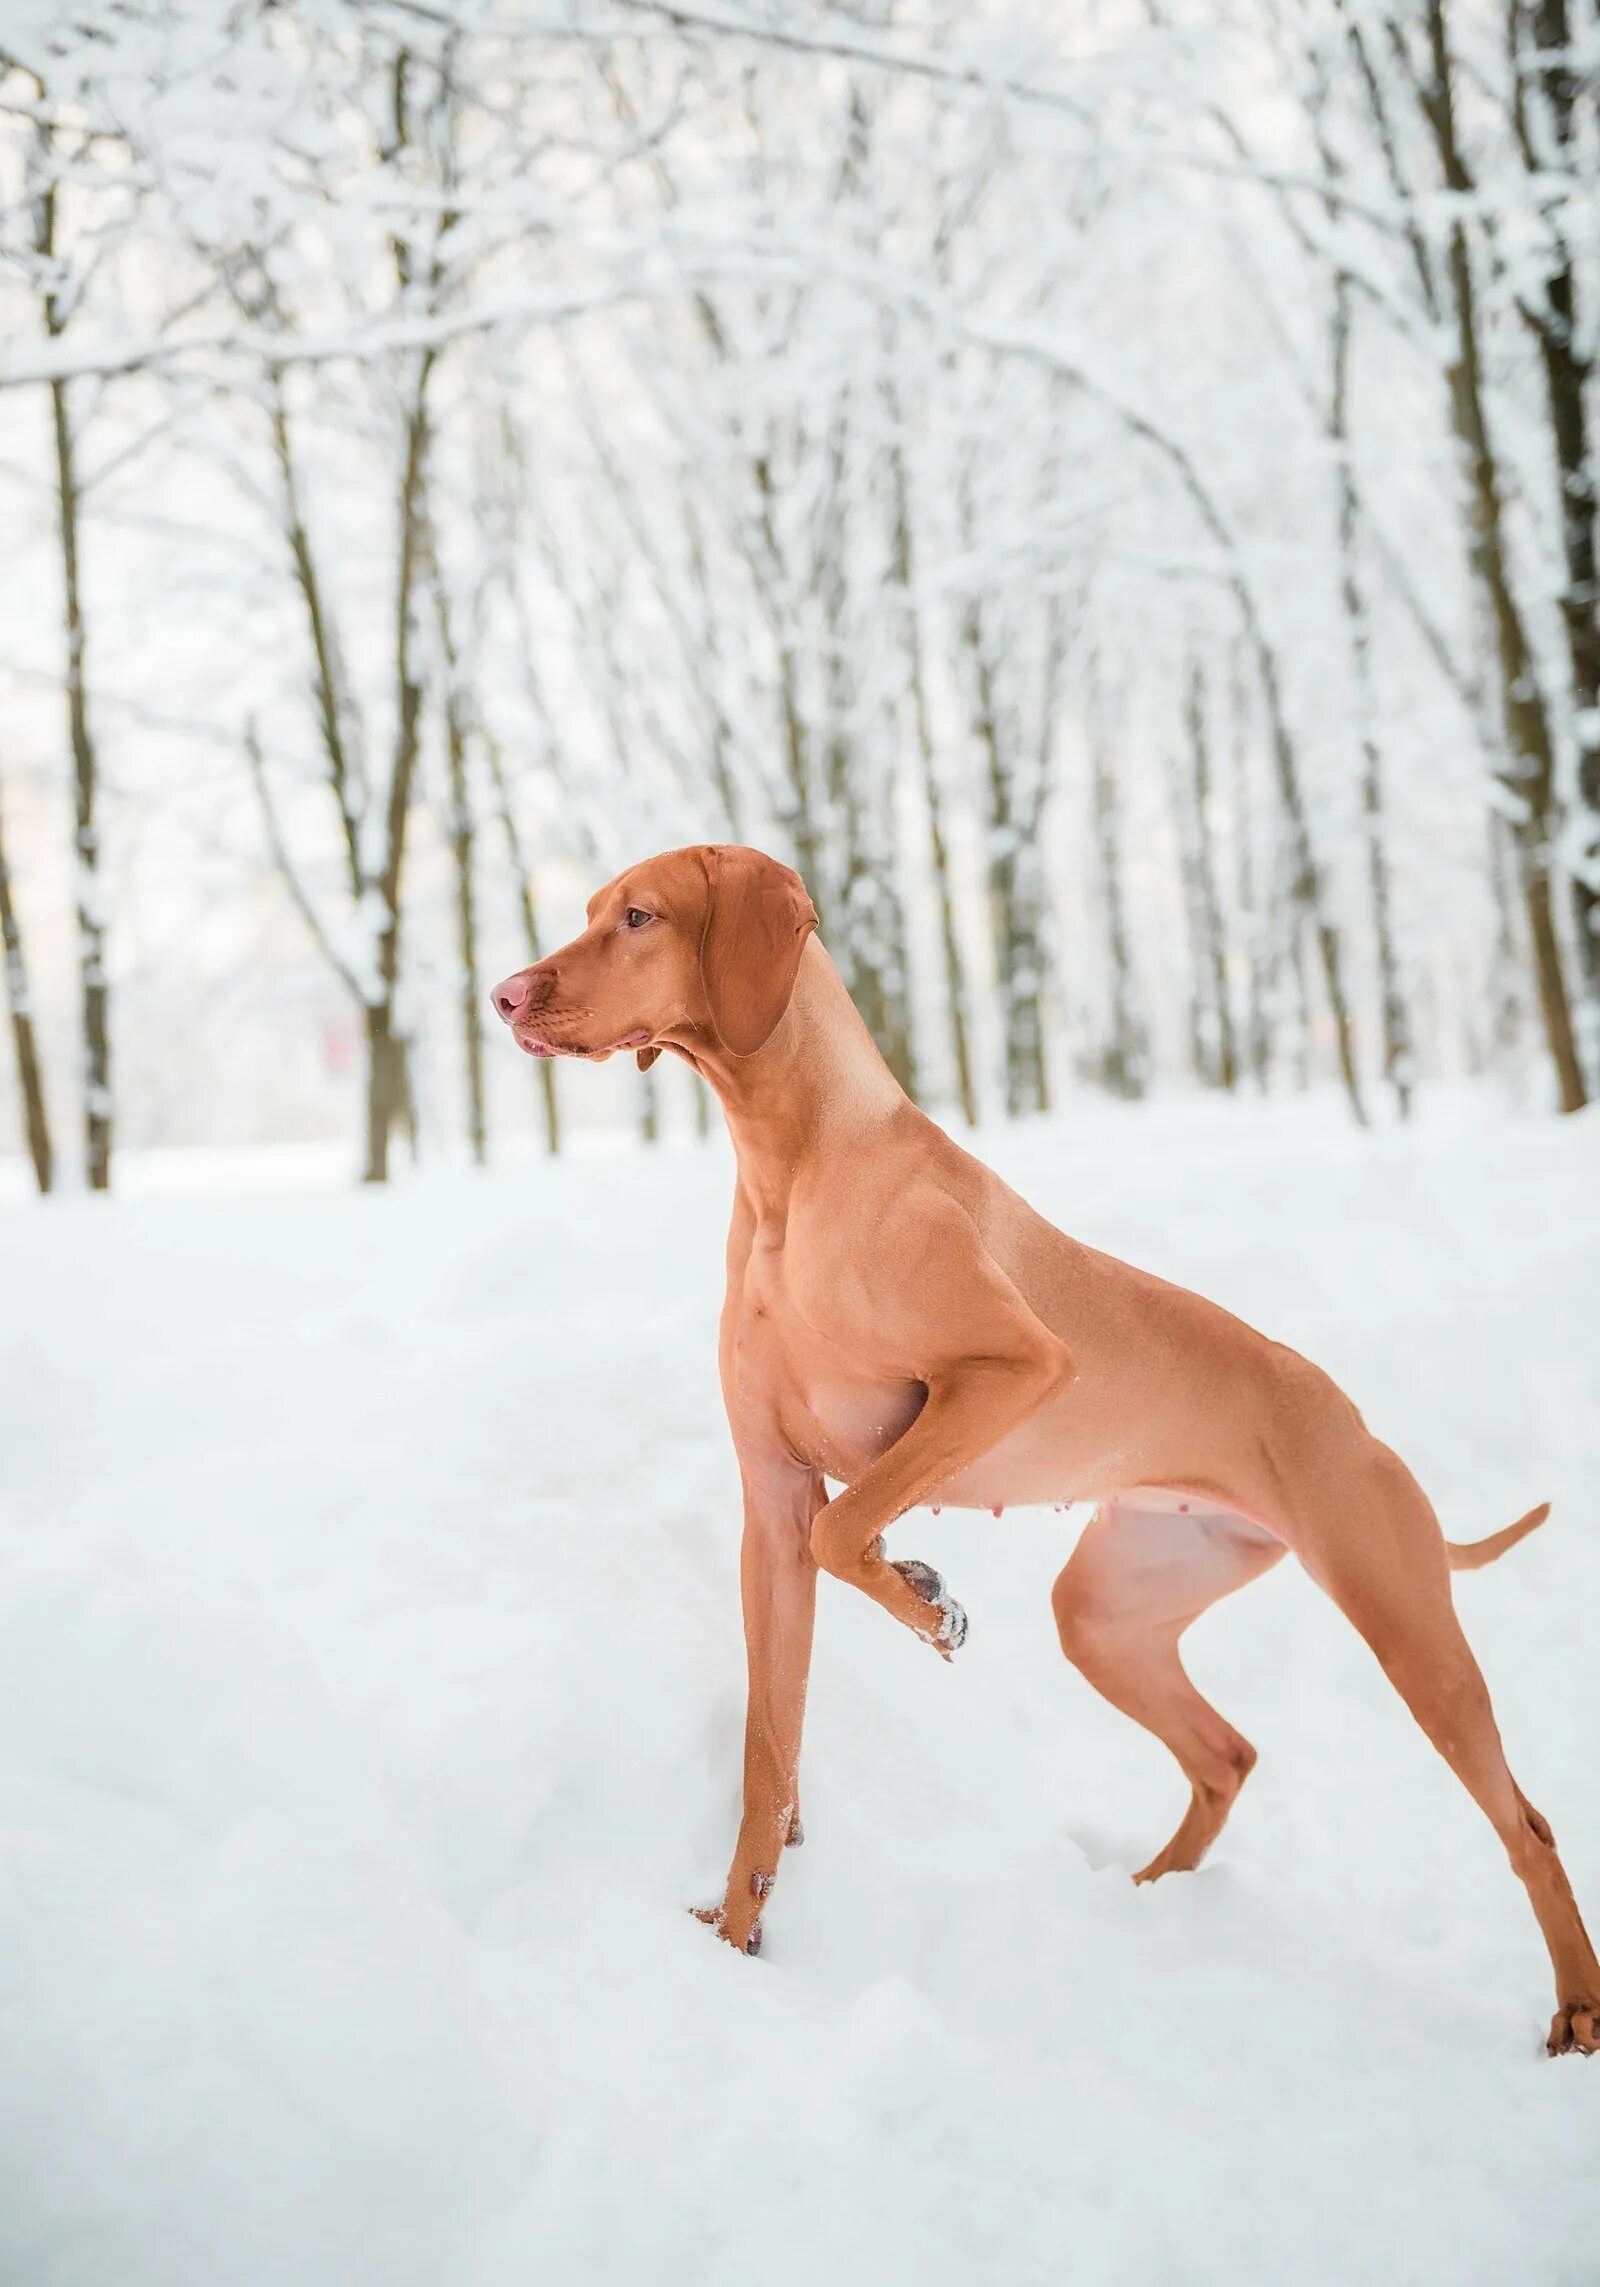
xmin=2 ymin=1091 xmax=1598 ymax=2286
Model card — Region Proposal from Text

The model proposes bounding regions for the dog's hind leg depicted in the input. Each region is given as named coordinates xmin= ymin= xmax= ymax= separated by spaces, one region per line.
xmin=1296 ymin=1444 xmax=1600 ymax=2056
xmin=1053 ymin=1500 xmax=1285 ymax=1882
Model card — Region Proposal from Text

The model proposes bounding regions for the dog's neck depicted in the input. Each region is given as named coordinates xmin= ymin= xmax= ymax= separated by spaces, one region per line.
xmin=678 ymin=938 xmax=906 ymax=1221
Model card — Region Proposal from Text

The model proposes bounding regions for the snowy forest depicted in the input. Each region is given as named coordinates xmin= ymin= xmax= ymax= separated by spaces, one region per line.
xmin=3 ymin=0 xmax=1599 ymax=1187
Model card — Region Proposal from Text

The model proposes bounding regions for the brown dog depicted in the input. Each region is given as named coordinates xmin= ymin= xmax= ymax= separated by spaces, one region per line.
xmin=491 ymin=843 xmax=1598 ymax=2054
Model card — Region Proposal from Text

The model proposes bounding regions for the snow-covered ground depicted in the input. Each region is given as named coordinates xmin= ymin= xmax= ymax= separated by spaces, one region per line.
xmin=3 ymin=1092 xmax=1598 ymax=2286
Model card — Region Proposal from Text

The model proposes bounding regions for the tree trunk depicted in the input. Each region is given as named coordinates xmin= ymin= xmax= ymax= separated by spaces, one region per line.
xmin=1228 ymin=654 xmax=1272 ymax=1093
xmin=364 ymin=343 xmax=434 ymax=1184
xmin=1286 ymin=902 xmax=1313 ymax=1096
xmin=260 ymin=373 xmax=399 ymax=1179
xmin=1512 ymin=0 xmax=1600 ymax=1026
xmin=1003 ymin=830 xmax=1052 ymax=1116
xmin=445 ymin=694 xmax=485 ymax=1169
xmin=1421 ymin=0 xmax=1587 ymax=1110
xmin=969 ymin=600 xmax=1023 ymax=1112
xmin=1487 ymin=808 xmax=1525 ymax=1068
xmin=482 ymin=728 xmax=559 ymax=1155
xmin=268 ymin=379 xmax=365 ymax=894
xmin=817 ymin=416 xmax=916 ymax=1095
xmin=1166 ymin=730 xmax=1212 ymax=1087
xmin=639 ymin=1060 xmax=660 ymax=1144
xmin=968 ymin=596 xmax=1050 ymax=1118
xmin=1089 ymin=711 xmax=1148 ymax=1099
xmin=1252 ymin=632 xmax=1368 ymax=1121
xmin=0 ymin=764 xmax=52 ymax=1193
xmin=1184 ymin=666 xmax=1239 ymax=1091
xmin=749 ymin=448 xmax=824 ymax=908
xmin=41 ymin=178 xmax=110 ymax=1189
xmin=816 ymin=95 xmax=917 ymax=1093
xmin=361 ymin=51 xmax=448 ymax=1183
xmin=1331 ymin=275 xmax=1413 ymax=1117
xmin=921 ymin=728 xmax=979 ymax=1124
xmin=885 ymin=406 xmax=977 ymax=1124
xmin=363 ymin=1002 xmax=408 ymax=1187
xmin=431 ymin=558 xmax=486 ymax=1166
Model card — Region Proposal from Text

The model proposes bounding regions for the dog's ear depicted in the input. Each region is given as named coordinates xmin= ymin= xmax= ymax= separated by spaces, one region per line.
xmin=698 ymin=845 xmax=818 ymax=1057
xmin=635 ymin=1045 xmax=662 ymax=1072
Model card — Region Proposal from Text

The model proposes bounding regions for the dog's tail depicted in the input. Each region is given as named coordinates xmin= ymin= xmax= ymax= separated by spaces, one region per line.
xmin=1446 ymin=1500 xmax=1550 ymax=1573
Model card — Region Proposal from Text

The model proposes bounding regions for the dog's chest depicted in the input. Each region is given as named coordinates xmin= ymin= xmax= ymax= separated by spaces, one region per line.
xmin=732 ymin=1234 xmax=924 ymax=1482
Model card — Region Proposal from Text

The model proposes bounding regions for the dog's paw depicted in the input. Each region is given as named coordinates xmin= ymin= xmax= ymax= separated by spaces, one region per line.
xmin=893 ymin=1556 xmax=941 ymax=1600
xmin=1547 ymin=1999 xmax=1600 ymax=2056
xmin=689 ymin=1901 xmax=763 ymax=1955
xmin=891 ymin=1558 xmax=968 ymax=1656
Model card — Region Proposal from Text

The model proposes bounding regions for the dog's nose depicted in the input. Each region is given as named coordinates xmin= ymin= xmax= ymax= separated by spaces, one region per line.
xmin=492 ymin=972 xmax=532 ymax=1021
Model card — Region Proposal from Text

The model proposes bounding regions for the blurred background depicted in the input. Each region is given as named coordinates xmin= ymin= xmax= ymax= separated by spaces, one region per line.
xmin=1 ymin=0 xmax=1598 ymax=1190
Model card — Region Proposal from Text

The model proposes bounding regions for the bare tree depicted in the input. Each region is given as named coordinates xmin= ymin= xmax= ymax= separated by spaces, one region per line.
xmin=426 ymin=531 xmax=486 ymax=1166
xmin=1175 ymin=662 xmax=1238 ymax=1093
xmin=1409 ymin=0 xmax=1587 ymax=1110
xmin=0 ymin=758 xmax=52 ymax=1192
xmin=1330 ymin=275 xmax=1413 ymax=1118
xmin=883 ymin=364 xmax=977 ymax=1124
xmin=34 ymin=145 xmax=111 ymax=1186
xmin=1508 ymin=0 xmax=1600 ymax=1028
xmin=1088 ymin=670 xmax=1149 ymax=1101
xmin=481 ymin=724 xmax=560 ymax=1155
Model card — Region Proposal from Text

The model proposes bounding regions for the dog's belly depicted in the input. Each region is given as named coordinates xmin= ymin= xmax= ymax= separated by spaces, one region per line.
xmin=928 ymin=1381 xmax=1289 ymax=1523
xmin=785 ymin=1373 xmax=1134 ymax=1511
xmin=931 ymin=1406 xmax=1115 ymax=1510
xmin=799 ymin=1378 xmax=1278 ymax=1528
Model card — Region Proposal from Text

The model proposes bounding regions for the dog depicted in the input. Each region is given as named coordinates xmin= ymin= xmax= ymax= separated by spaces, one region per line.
xmin=491 ymin=842 xmax=1597 ymax=2054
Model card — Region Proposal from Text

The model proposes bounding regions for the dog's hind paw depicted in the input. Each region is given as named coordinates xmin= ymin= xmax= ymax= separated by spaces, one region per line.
xmin=891 ymin=1558 xmax=968 ymax=1656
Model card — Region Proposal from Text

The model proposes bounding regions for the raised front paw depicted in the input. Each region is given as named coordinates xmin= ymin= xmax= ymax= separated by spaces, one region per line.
xmin=891 ymin=1557 xmax=968 ymax=1655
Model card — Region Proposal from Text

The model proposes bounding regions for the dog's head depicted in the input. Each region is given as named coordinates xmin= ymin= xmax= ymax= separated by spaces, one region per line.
xmin=490 ymin=844 xmax=817 ymax=1068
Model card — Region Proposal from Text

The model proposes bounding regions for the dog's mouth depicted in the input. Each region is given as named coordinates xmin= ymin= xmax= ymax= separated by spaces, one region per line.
xmin=512 ymin=1024 xmax=652 ymax=1063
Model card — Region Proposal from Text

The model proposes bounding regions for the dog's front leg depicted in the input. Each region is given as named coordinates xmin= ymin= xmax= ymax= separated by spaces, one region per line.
xmin=705 ymin=1451 xmax=824 ymax=1955
xmin=806 ymin=1190 xmax=1076 ymax=1654
xmin=811 ymin=1343 xmax=1074 ymax=1654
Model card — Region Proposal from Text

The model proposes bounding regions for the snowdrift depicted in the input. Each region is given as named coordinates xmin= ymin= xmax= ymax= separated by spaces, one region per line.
xmin=2 ymin=1095 xmax=1597 ymax=2284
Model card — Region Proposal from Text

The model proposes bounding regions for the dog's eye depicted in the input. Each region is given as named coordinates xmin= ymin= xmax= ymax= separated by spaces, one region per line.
xmin=623 ymin=908 xmax=655 ymax=930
